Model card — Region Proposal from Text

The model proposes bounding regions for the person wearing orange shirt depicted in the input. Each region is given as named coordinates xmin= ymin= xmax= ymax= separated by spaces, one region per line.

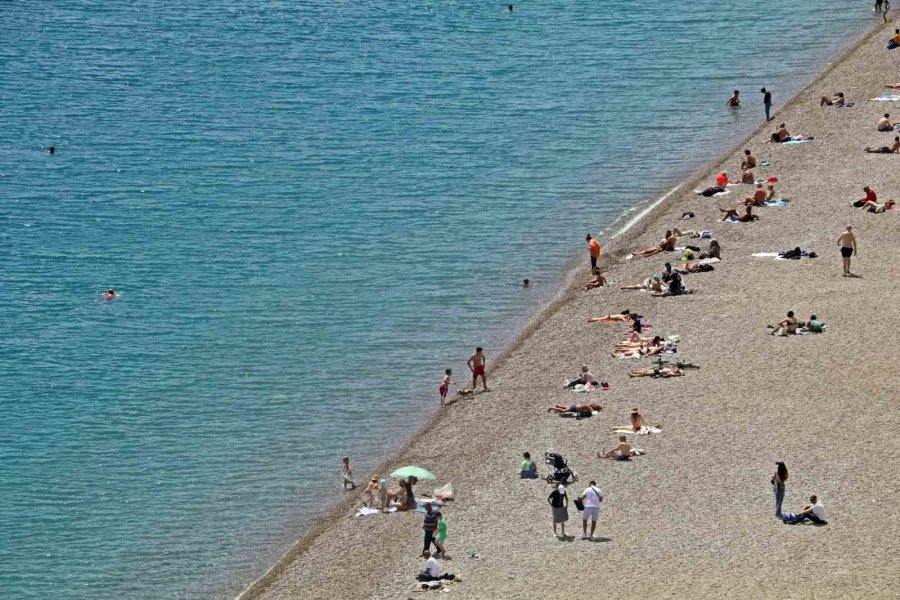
xmin=586 ymin=234 xmax=602 ymax=269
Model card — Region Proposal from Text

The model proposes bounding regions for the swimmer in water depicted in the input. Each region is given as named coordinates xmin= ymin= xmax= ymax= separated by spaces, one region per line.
xmin=103 ymin=288 xmax=117 ymax=301
xmin=48 ymin=146 xmax=56 ymax=155
xmin=726 ymin=90 xmax=740 ymax=107
xmin=506 ymin=4 xmax=513 ymax=12
xmin=522 ymin=278 xmax=530 ymax=288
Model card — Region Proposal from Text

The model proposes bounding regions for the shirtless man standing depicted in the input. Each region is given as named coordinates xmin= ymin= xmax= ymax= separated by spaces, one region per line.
xmin=468 ymin=347 xmax=488 ymax=392
xmin=837 ymin=225 xmax=857 ymax=277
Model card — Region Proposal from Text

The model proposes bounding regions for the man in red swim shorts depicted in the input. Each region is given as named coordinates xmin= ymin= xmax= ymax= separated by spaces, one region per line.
xmin=439 ymin=369 xmax=455 ymax=407
xmin=467 ymin=347 xmax=488 ymax=392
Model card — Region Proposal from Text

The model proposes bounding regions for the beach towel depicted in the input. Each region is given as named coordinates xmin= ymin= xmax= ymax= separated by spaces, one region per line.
xmin=413 ymin=498 xmax=444 ymax=513
xmin=697 ymin=257 xmax=720 ymax=265
xmin=571 ymin=383 xmax=601 ymax=392
xmin=355 ymin=507 xmax=383 ymax=517
xmin=759 ymin=160 xmax=772 ymax=167
xmin=752 ymin=252 xmax=780 ymax=258
xmin=764 ymin=199 xmax=788 ymax=207
xmin=870 ymin=93 xmax=900 ymax=101
xmin=559 ymin=410 xmax=601 ymax=418
xmin=613 ymin=426 xmax=662 ymax=436
xmin=782 ymin=138 xmax=812 ymax=145
xmin=835 ymin=102 xmax=855 ymax=108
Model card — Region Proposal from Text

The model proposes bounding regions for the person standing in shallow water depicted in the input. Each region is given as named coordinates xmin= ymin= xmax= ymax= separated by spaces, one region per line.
xmin=761 ymin=87 xmax=773 ymax=121
xmin=726 ymin=90 xmax=741 ymax=107
xmin=341 ymin=456 xmax=356 ymax=490
xmin=772 ymin=462 xmax=788 ymax=518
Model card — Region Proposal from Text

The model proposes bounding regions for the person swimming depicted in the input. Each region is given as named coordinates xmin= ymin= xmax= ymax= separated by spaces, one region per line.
xmin=103 ymin=288 xmax=117 ymax=301
xmin=726 ymin=90 xmax=741 ymax=107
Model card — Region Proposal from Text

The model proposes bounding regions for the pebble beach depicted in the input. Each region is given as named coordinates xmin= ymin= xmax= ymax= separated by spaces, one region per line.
xmin=240 ymin=15 xmax=900 ymax=600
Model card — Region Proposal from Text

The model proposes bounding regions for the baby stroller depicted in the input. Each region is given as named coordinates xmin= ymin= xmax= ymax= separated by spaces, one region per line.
xmin=544 ymin=452 xmax=578 ymax=485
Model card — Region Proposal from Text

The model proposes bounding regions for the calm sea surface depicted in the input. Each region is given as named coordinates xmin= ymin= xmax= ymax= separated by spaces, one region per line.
xmin=0 ymin=2 xmax=871 ymax=598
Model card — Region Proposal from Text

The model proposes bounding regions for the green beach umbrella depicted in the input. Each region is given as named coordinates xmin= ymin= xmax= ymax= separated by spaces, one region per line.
xmin=390 ymin=466 xmax=436 ymax=480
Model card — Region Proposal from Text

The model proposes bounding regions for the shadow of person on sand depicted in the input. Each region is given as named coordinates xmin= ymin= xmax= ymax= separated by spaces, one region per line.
xmin=588 ymin=536 xmax=612 ymax=543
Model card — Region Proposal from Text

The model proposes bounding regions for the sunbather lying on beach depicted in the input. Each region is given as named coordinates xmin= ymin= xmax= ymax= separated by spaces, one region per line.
xmin=858 ymin=199 xmax=895 ymax=213
xmin=620 ymin=274 xmax=664 ymax=292
xmin=610 ymin=408 xmax=644 ymax=431
xmin=631 ymin=231 xmax=676 ymax=257
xmin=677 ymin=261 xmax=715 ymax=274
xmin=547 ymin=402 xmax=602 ymax=414
xmin=612 ymin=337 xmax=665 ymax=358
xmin=628 ymin=366 xmax=685 ymax=378
xmin=672 ymin=228 xmax=703 ymax=238
xmin=865 ymin=136 xmax=900 ymax=153
xmin=720 ymin=206 xmax=760 ymax=222
xmin=621 ymin=330 xmax=655 ymax=344
xmin=876 ymin=113 xmax=898 ymax=131
xmin=583 ymin=268 xmax=607 ymax=290
xmin=599 ymin=435 xmax=639 ymax=460
xmin=820 ymin=93 xmax=845 ymax=106
xmin=588 ymin=310 xmax=637 ymax=323
xmin=698 ymin=185 xmax=726 ymax=197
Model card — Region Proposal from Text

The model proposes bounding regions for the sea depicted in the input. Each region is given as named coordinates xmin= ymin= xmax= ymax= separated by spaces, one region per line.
xmin=0 ymin=2 xmax=872 ymax=598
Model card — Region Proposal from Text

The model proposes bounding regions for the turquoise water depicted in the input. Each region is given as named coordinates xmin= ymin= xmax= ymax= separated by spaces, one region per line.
xmin=0 ymin=2 xmax=871 ymax=598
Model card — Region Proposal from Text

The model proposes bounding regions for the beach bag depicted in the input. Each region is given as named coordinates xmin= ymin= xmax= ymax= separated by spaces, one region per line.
xmin=433 ymin=482 xmax=454 ymax=500
xmin=573 ymin=498 xmax=585 ymax=511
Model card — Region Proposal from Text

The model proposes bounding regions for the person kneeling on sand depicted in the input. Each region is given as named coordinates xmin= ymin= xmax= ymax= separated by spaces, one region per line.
xmin=629 ymin=366 xmax=684 ymax=378
xmin=416 ymin=550 xmax=460 ymax=582
xmin=600 ymin=435 xmax=639 ymax=460
xmin=865 ymin=136 xmax=900 ymax=154
xmin=547 ymin=402 xmax=602 ymax=414
xmin=782 ymin=495 xmax=828 ymax=525
xmin=583 ymin=267 xmax=607 ymax=290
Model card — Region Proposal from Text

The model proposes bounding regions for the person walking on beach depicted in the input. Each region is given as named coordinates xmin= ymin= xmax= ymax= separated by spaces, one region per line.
xmin=837 ymin=225 xmax=857 ymax=277
xmin=422 ymin=503 xmax=438 ymax=556
xmin=433 ymin=511 xmax=449 ymax=558
xmin=578 ymin=480 xmax=603 ymax=540
xmin=761 ymin=88 xmax=773 ymax=121
xmin=467 ymin=347 xmax=488 ymax=392
xmin=341 ymin=456 xmax=356 ymax=490
xmin=726 ymin=90 xmax=741 ymax=107
xmin=772 ymin=462 xmax=788 ymax=518
xmin=548 ymin=483 xmax=569 ymax=539
xmin=587 ymin=234 xmax=602 ymax=270
xmin=439 ymin=369 xmax=455 ymax=407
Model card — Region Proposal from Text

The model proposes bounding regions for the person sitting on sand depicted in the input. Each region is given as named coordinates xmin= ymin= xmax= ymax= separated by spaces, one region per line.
xmin=852 ymin=186 xmax=877 ymax=207
xmin=378 ymin=479 xmax=390 ymax=511
xmin=620 ymin=274 xmax=664 ymax=292
xmin=766 ymin=183 xmax=776 ymax=201
xmin=770 ymin=123 xmax=790 ymax=143
xmin=629 ymin=366 xmax=685 ymax=378
xmin=742 ymin=182 xmax=768 ymax=206
xmin=770 ymin=310 xmax=799 ymax=336
xmin=859 ymin=198 xmax=895 ymax=213
xmin=782 ymin=495 xmax=827 ymax=525
xmin=600 ymin=435 xmax=639 ymax=460
xmin=865 ymin=136 xmax=900 ymax=154
xmin=726 ymin=90 xmax=741 ymax=107
xmin=820 ymin=92 xmax=845 ymax=106
xmin=877 ymin=113 xmax=897 ymax=132
xmin=651 ymin=262 xmax=684 ymax=297
xmin=583 ymin=267 xmax=607 ymax=290
xmin=520 ymin=452 xmax=539 ymax=479
xmin=565 ymin=365 xmax=597 ymax=388
xmin=610 ymin=407 xmax=645 ymax=431
xmin=588 ymin=310 xmax=635 ymax=323
xmin=396 ymin=477 xmax=417 ymax=511
xmin=417 ymin=550 xmax=460 ymax=582
xmin=698 ymin=239 xmax=721 ymax=260
xmin=547 ymin=402 xmax=602 ymax=414
xmin=720 ymin=205 xmax=759 ymax=222
xmin=632 ymin=230 xmax=676 ymax=257
xmin=741 ymin=149 xmax=756 ymax=171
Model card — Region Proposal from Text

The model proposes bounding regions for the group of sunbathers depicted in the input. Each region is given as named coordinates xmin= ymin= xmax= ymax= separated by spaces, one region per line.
xmin=851 ymin=186 xmax=895 ymax=213
xmin=768 ymin=311 xmax=825 ymax=336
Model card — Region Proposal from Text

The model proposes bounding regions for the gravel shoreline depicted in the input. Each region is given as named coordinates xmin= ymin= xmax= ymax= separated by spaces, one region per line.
xmin=240 ymin=15 xmax=900 ymax=600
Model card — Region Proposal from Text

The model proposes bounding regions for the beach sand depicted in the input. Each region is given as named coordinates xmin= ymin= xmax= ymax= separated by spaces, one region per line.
xmin=239 ymin=16 xmax=900 ymax=600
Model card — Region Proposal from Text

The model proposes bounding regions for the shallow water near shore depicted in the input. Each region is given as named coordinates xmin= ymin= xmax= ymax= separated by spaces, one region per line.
xmin=0 ymin=2 xmax=872 ymax=598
